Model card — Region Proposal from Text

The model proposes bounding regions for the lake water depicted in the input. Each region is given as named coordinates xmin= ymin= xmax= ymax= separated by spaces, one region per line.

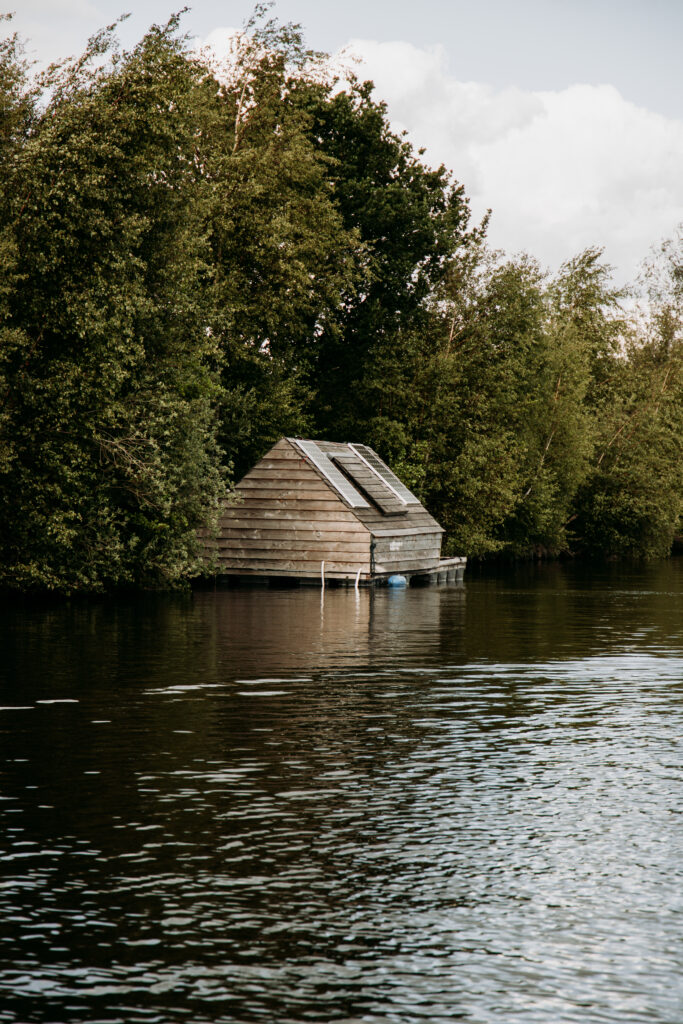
xmin=2 ymin=562 xmax=683 ymax=1023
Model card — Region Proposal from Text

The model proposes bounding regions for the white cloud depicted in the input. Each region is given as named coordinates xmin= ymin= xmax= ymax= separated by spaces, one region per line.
xmin=345 ymin=38 xmax=683 ymax=283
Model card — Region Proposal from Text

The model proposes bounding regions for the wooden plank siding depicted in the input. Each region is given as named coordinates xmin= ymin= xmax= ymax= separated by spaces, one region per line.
xmin=373 ymin=532 xmax=442 ymax=574
xmin=219 ymin=525 xmax=367 ymax=539
xmin=219 ymin=506 xmax=367 ymax=522
xmin=214 ymin=565 xmax=367 ymax=579
xmin=211 ymin=438 xmax=372 ymax=580
xmin=203 ymin=437 xmax=451 ymax=582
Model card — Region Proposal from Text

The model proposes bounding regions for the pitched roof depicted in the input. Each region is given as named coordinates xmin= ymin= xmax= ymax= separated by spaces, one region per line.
xmin=287 ymin=438 xmax=442 ymax=535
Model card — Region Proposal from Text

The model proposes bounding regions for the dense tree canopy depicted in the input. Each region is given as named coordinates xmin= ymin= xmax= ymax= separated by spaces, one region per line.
xmin=301 ymin=77 xmax=483 ymax=449
xmin=0 ymin=17 xmax=225 ymax=590
xmin=0 ymin=6 xmax=682 ymax=592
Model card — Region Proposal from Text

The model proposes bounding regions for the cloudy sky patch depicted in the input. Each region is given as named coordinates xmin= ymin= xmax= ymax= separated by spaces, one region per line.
xmin=4 ymin=0 xmax=682 ymax=283
xmin=347 ymin=37 xmax=683 ymax=282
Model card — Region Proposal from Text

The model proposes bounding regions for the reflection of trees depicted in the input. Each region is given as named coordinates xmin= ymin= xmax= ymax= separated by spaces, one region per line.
xmin=4 ymin=563 xmax=683 ymax=834
xmin=464 ymin=560 xmax=683 ymax=664
xmin=3 ymin=565 xmax=683 ymax=1020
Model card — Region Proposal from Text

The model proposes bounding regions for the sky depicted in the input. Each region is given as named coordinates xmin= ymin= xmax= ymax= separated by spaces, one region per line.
xmin=4 ymin=0 xmax=683 ymax=285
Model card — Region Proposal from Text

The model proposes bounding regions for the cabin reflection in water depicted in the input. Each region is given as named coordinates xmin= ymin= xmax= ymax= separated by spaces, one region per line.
xmin=194 ymin=585 xmax=466 ymax=675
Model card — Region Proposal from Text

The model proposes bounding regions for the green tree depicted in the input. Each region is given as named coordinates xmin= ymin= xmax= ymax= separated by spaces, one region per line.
xmin=572 ymin=232 xmax=683 ymax=558
xmin=407 ymin=247 xmax=622 ymax=558
xmin=0 ymin=18 xmax=226 ymax=592
xmin=0 ymin=16 xmax=36 ymax=478
xmin=299 ymin=75 xmax=483 ymax=452
xmin=573 ymin=344 xmax=683 ymax=558
xmin=639 ymin=226 xmax=683 ymax=356
xmin=505 ymin=248 xmax=622 ymax=555
xmin=199 ymin=5 xmax=363 ymax=477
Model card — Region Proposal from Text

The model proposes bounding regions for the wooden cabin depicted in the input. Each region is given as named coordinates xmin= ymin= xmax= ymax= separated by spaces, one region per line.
xmin=204 ymin=438 xmax=465 ymax=585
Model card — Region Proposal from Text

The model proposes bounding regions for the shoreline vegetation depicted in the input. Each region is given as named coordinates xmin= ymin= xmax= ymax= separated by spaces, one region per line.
xmin=1 ymin=4 xmax=682 ymax=594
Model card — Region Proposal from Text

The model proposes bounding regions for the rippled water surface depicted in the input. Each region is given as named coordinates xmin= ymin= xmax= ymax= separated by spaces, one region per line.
xmin=3 ymin=562 xmax=683 ymax=1023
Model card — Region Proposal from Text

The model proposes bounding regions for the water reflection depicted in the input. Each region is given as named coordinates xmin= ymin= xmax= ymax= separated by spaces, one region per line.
xmin=1 ymin=562 xmax=683 ymax=1022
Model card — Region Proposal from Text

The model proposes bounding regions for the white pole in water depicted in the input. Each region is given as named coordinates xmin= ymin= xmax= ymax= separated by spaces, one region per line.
xmin=321 ymin=560 xmax=325 ymax=588
xmin=355 ymin=568 xmax=361 ymax=590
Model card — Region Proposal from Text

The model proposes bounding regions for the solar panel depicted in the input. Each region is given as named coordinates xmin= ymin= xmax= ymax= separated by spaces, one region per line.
xmin=291 ymin=439 xmax=370 ymax=508
xmin=349 ymin=444 xmax=420 ymax=505
xmin=332 ymin=454 xmax=407 ymax=516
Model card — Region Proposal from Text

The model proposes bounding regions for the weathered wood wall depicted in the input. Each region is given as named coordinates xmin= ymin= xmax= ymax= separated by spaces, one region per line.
xmin=210 ymin=439 xmax=372 ymax=580
xmin=372 ymin=528 xmax=442 ymax=575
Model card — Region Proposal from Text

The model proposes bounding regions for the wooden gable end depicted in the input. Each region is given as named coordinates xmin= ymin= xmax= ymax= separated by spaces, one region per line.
xmin=210 ymin=438 xmax=372 ymax=579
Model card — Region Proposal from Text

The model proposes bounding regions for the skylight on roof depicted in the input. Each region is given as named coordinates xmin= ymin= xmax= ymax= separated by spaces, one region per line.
xmin=292 ymin=439 xmax=370 ymax=508
xmin=349 ymin=444 xmax=421 ymax=505
xmin=332 ymin=454 xmax=407 ymax=516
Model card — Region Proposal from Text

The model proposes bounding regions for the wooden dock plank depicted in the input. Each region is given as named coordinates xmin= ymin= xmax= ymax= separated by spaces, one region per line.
xmin=374 ymin=556 xmax=441 ymax=571
xmin=219 ymin=558 xmax=370 ymax=572
xmin=216 ymin=566 xmax=373 ymax=580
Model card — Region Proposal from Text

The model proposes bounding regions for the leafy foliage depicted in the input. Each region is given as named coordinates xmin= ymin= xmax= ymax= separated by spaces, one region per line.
xmin=1 ymin=7 xmax=682 ymax=593
xmin=0 ymin=17 xmax=225 ymax=591
xmin=572 ymin=235 xmax=683 ymax=558
xmin=197 ymin=10 xmax=362 ymax=477
xmin=301 ymin=77 xmax=483 ymax=448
